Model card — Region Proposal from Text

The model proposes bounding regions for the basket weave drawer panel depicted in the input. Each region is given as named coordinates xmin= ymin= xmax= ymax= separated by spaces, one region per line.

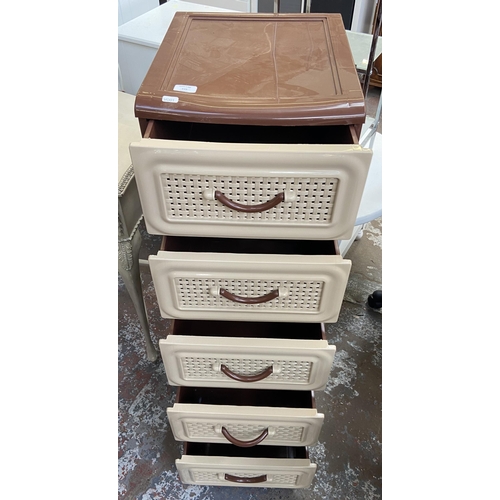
xmin=162 ymin=174 xmax=337 ymax=223
xmin=175 ymin=278 xmax=323 ymax=310
xmin=191 ymin=471 xmax=219 ymax=483
xmin=191 ymin=470 xmax=299 ymax=485
xmin=185 ymin=422 xmax=304 ymax=442
xmin=265 ymin=474 xmax=299 ymax=485
xmin=181 ymin=357 xmax=311 ymax=382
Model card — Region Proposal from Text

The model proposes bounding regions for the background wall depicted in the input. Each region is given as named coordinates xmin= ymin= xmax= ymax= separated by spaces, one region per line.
xmin=118 ymin=0 xmax=377 ymax=31
xmin=351 ymin=0 xmax=377 ymax=33
xmin=118 ymin=0 xmax=159 ymax=25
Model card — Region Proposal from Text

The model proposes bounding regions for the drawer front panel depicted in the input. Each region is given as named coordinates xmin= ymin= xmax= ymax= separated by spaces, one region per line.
xmin=167 ymin=403 xmax=324 ymax=446
xmin=187 ymin=422 xmax=304 ymax=442
xmin=130 ymin=138 xmax=372 ymax=240
xmin=175 ymin=277 xmax=323 ymax=312
xmin=160 ymin=336 xmax=336 ymax=390
xmin=149 ymin=252 xmax=351 ymax=323
xmin=162 ymin=173 xmax=338 ymax=224
xmin=176 ymin=456 xmax=316 ymax=488
xmin=182 ymin=357 xmax=310 ymax=383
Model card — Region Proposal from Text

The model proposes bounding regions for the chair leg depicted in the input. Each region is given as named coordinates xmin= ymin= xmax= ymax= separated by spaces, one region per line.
xmin=119 ymin=229 xmax=158 ymax=362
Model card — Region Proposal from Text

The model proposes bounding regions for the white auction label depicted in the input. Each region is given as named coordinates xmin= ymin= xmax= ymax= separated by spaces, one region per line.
xmin=162 ymin=96 xmax=179 ymax=103
xmin=173 ymin=84 xmax=197 ymax=93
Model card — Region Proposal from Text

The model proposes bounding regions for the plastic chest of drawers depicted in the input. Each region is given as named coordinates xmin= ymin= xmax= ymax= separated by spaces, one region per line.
xmin=130 ymin=12 xmax=371 ymax=490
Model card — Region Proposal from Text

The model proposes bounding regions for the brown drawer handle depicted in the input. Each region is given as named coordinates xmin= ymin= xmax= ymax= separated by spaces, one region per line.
xmin=224 ymin=473 xmax=267 ymax=484
xmin=211 ymin=286 xmax=285 ymax=304
xmin=219 ymin=363 xmax=274 ymax=382
xmin=221 ymin=426 xmax=269 ymax=447
xmin=214 ymin=190 xmax=285 ymax=213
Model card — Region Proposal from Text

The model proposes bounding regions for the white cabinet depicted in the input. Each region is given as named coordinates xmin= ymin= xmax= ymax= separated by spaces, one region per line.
xmin=186 ymin=0 xmax=250 ymax=10
xmin=118 ymin=0 xmax=242 ymax=94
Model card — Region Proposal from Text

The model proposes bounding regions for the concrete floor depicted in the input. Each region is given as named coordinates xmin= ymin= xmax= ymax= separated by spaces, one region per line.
xmin=118 ymin=88 xmax=382 ymax=499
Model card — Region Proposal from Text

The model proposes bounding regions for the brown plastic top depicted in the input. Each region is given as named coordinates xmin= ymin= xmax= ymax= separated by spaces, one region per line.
xmin=135 ymin=13 xmax=365 ymax=125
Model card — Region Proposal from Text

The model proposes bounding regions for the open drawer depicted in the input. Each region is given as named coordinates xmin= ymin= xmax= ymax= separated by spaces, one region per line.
xmin=129 ymin=119 xmax=372 ymax=241
xmin=176 ymin=442 xmax=316 ymax=488
xmin=160 ymin=320 xmax=335 ymax=391
xmin=167 ymin=387 xmax=323 ymax=446
xmin=149 ymin=236 xmax=351 ymax=323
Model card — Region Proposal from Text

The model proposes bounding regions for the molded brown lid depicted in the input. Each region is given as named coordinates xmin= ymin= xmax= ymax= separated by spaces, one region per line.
xmin=135 ymin=13 xmax=365 ymax=125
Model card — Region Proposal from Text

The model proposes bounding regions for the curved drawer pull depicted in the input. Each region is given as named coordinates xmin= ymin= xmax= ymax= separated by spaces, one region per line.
xmin=221 ymin=426 xmax=269 ymax=447
xmin=218 ymin=363 xmax=274 ymax=382
xmin=211 ymin=286 xmax=286 ymax=304
xmin=221 ymin=287 xmax=279 ymax=304
xmin=213 ymin=190 xmax=285 ymax=213
xmin=223 ymin=473 xmax=267 ymax=484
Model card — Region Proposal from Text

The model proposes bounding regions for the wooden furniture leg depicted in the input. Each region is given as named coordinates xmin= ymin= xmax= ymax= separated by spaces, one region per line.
xmin=119 ymin=220 xmax=158 ymax=362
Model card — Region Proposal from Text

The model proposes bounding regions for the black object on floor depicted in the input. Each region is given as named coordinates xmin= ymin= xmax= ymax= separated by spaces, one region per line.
xmin=368 ymin=290 xmax=382 ymax=309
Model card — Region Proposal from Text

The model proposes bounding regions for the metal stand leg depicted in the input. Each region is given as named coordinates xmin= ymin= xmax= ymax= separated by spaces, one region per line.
xmin=360 ymin=90 xmax=382 ymax=148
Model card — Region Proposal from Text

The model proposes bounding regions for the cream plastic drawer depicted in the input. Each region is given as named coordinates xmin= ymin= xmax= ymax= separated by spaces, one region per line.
xmin=176 ymin=443 xmax=316 ymax=488
xmin=168 ymin=387 xmax=323 ymax=446
xmin=160 ymin=320 xmax=335 ymax=391
xmin=150 ymin=236 xmax=351 ymax=323
xmin=129 ymin=120 xmax=372 ymax=240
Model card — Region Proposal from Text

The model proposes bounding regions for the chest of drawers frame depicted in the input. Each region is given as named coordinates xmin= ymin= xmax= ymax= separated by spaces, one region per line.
xmin=129 ymin=12 xmax=372 ymax=489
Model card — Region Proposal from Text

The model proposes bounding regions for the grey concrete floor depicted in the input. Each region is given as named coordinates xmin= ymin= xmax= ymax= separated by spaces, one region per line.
xmin=118 ymin=88 xmax=382 ymax=499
